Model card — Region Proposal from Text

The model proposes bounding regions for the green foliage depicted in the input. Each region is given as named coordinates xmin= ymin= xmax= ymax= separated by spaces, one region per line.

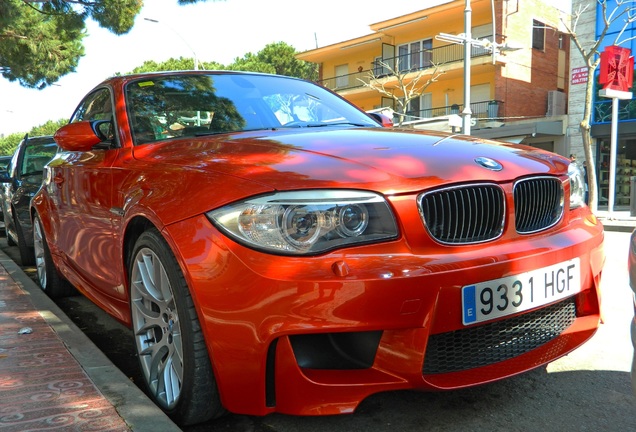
xmin=0 ymin=132 xmax=24 ymax=156
xmin=122 ymin=42 xmax=318 ymax=80
xmin=30 ymin=118 xmax=68 ymax=136
xmin=90 ymin=0 xmax=143 ymax=35
xmin=227 ymin=53 xmax=276 ymax=74
xmin=0 ymin=118 xmax=67 ymax=156
xmin=0 ymin=0 xmax=209 ymax=88
xmin=0 ymin=0 xmax=85 ymax=89
xmin=228 ymin=42 xmax=317 ymax=80
xmin=125 ymin=57 xmax=225 ymax=74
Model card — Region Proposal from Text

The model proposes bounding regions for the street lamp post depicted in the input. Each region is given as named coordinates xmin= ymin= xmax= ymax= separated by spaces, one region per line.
xmin=435 ymin=0 xmax=473 ymax=135
xmin=144 ymin=17 xmax=199 ymax=70
xmin=462 ymin=0 xmax=472 ymax=135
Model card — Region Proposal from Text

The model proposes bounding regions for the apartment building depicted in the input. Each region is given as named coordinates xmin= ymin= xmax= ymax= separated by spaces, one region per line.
xmin=297 ymin=0 xmax=570 ymax=155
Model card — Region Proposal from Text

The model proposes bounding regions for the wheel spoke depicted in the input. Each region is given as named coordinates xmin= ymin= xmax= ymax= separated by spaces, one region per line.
xmin=159 ymin=352 xmax=182 ymax=405
xmin=130 ymin=244 xmax=184 ymax=410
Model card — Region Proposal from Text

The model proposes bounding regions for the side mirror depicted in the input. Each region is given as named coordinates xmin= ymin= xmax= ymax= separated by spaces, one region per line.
xmin=368 ymin=112 xmax=393 ymax=128
xmin=0 ymin=171 xmax=10 ymax=183
xmin=54 ymin=120 xmax=111 ymax=151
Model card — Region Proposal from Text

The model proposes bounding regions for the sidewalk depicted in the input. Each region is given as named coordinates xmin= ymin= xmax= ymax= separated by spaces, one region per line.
xmin=0 ymin=249 xmax=181 ymax=432
xmin=596 ymin=210 xmax=636 ymax=232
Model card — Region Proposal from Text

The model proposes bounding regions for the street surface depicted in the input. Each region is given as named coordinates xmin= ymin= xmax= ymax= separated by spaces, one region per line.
xmin=2 ymin=231 xmax=635 ymax=431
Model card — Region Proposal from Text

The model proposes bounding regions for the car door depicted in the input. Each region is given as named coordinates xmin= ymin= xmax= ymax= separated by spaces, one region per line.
xmin=50 ymin=88 xmax=125 ymax=301
xmin=1 ymin=143 xmax=22 ymax=239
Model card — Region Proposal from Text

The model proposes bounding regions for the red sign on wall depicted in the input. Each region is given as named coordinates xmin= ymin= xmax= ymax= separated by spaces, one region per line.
xmin=599 ymin=45 xmax=634 ymax=92
xmin=571 ymin=67 xmax=588 ymax=84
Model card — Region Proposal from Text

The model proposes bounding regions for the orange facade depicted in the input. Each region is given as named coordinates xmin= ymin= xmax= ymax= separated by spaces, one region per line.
xmin=298 ymin=0 xmax=569 ymax=130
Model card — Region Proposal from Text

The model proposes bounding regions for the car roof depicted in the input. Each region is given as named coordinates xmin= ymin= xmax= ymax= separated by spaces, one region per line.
xmin=23 ymin=135 xmax=56 ymax=145
xmin=96 ymin=70 xmax=304 ymax=90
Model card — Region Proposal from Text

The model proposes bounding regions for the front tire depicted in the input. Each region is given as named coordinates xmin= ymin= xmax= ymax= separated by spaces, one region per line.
xmin=129 ymin=228 xmax=223 ymax=425
xmin=32 ymin=214 xmax=73 ymax=298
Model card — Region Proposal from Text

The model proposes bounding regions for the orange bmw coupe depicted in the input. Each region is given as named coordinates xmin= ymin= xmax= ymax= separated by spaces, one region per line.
xmin=31 ymin=71 xmax=605 ymax=426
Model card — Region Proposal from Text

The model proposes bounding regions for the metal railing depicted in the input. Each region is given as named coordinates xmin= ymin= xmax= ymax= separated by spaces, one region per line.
xmin=401 ymin=100 xmax=503 ymax=123
xmin=318 ymin=41 xmax=493 ymax=92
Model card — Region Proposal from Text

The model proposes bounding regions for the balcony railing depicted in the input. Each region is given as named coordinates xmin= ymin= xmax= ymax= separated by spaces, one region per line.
xmin=318 ymin=41 xmax=493 ymax=92
xmin=400 ymin=100 xmax=503 ymax=124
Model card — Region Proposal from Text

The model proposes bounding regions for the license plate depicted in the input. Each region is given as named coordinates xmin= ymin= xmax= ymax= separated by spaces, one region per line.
xmin=462 ymin=258 xmax=580 ymax=326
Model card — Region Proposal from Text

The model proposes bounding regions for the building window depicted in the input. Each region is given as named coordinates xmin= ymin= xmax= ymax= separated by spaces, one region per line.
xmin=397 ymin=39 xmax=433 ymax=72
xmin=335 ymin=64 xmax=348 ymax=88
xmin=406 ymin=97 xmax=420 ymax=121
xmin=532 ymin=19 xmax=545 ymax=50
xmin=404 ymin=93 xmax=432 ymax=121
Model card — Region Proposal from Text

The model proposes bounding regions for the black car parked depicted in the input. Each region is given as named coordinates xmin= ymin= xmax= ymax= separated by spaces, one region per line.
xmin=0 ymin=135 xmax=58 ymax=265
xmin=0 ymin=155 xmax=13 ymax=234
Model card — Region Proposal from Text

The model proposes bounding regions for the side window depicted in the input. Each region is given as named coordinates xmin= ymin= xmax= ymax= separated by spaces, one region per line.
xmin=70 ymin=88 xmax=114 ymax=123
xmin=70 ymin=88 xmax=116 ymax=144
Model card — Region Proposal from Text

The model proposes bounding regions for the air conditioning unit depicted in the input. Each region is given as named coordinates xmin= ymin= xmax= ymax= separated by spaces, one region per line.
xmin=546 ymin=90 xmax=566 ymax=116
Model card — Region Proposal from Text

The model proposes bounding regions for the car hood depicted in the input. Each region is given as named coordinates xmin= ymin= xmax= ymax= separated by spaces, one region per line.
xmin=132 ymin=127 xmax=569 ymax=195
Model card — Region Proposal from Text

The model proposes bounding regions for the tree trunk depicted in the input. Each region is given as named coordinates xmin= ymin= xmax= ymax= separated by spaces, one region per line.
xmin=582 ymin=121 xmax=597 ymax=213
xmin=581 ymin=63 xmax=598 ymax=213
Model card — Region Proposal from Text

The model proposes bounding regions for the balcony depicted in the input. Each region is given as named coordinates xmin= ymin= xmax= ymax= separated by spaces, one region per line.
xmin=318 ymin=42 xmax=493 ymax=92
xmin=401 ymin=100 xmax=502 ymax=124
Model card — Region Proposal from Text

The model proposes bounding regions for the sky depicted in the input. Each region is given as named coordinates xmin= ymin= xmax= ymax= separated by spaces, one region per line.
xmin=0 ymin=0 xmax=429 ymax=136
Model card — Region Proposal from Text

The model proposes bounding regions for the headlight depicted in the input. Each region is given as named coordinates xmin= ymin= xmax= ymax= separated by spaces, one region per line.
xmin=207 ymin=190 xmax=398 ymax=255
xmin=568 ymin=162 xmax=586 ymax=209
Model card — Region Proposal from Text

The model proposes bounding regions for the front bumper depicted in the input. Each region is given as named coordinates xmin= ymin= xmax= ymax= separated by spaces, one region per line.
xmin=164 ymin=209 xmax=604 ymax=416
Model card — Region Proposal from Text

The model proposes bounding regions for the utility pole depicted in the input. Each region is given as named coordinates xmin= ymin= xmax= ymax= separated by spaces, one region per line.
xmin=462 ymin=0 xmax=472 ymax=135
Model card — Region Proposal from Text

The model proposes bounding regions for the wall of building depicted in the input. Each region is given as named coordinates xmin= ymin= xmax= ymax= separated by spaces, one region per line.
xmin=567 ymin=0 xmax=596 ymax=161
xmin=495 ymin=0 xmax=569 ymax=121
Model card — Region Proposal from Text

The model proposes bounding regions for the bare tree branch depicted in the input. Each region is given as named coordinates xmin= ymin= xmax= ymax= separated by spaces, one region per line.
xmin=358 ymin=59 xmax=445 ymax=126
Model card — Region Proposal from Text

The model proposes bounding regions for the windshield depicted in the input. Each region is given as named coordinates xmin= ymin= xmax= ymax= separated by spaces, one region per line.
xmin=125 ymin=73 xmax=380 ymax=145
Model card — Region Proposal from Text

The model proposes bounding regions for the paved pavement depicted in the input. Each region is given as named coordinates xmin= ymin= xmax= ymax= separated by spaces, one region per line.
xmin=0 ymin=248 xmax=180 ymax=431
xmin=0 ymin=211 xmax=633 ymax=431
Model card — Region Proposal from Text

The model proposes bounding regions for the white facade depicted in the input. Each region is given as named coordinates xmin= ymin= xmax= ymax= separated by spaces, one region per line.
xmin=566 ymin=0 xmax=597 ymax=160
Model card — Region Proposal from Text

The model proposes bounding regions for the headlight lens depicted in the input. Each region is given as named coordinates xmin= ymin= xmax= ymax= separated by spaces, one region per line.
xmin=568 ymin=162 xmax=585 ymax=209
xmin=207 ymin=190 xmax=398 ymax=255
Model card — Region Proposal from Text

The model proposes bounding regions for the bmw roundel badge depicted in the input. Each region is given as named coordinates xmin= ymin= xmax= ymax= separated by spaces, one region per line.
xmin=474 ymin=157 xmax=503 ymax=171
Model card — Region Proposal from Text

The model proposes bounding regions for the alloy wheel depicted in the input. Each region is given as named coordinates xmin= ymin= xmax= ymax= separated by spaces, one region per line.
xmin=130 ymin=246 xmax=184 ymax=410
